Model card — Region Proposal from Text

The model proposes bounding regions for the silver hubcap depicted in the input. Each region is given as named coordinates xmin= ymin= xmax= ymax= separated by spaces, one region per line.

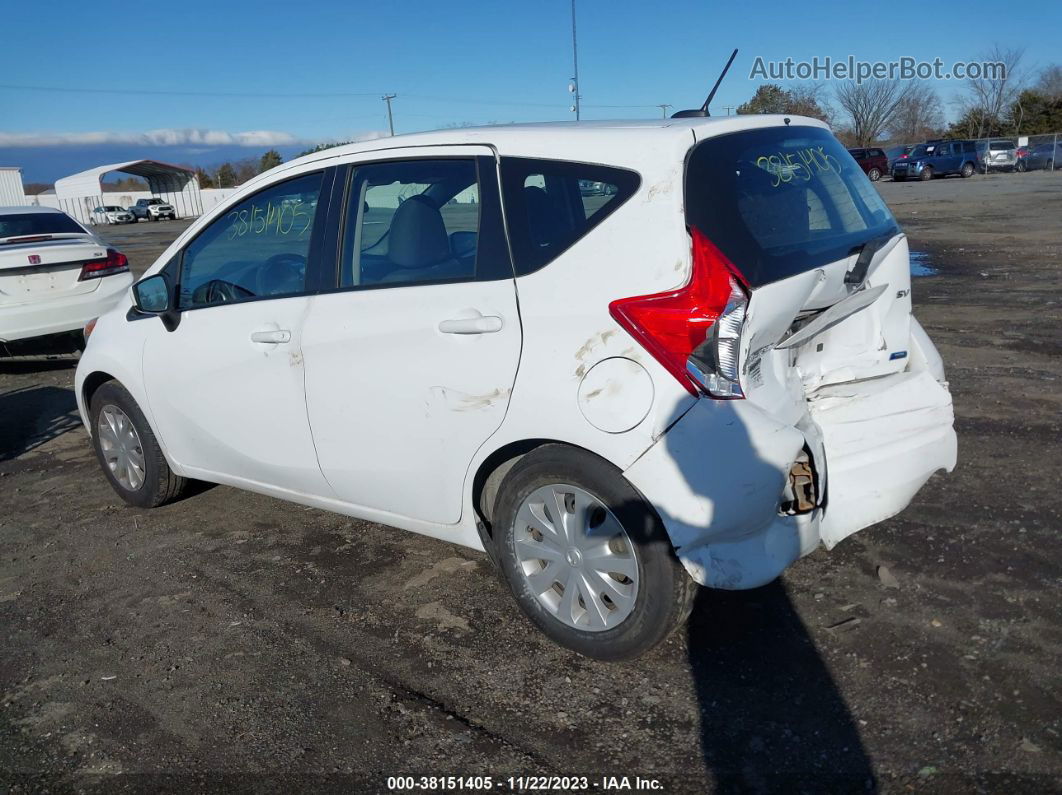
xmin=97 ymin=404 xmax=146 ymax=491
xmin=513 ymin=484 xmax=639 ymax=632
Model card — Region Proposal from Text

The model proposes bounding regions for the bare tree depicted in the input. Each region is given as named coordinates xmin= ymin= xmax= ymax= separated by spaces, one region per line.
xmin=887 ymin=83 xmax=944 ymax=143
xmin=1035 ymin=64 xmax=1062 ymax=99
xmin=961 ymin=45 xmax=1025 ymax=138
xmin=834 ymin=80 xmax=913 ymax=146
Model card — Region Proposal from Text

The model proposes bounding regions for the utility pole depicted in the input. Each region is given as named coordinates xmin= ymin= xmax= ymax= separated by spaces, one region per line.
xmin=657 ymin=104 xmax=672 ymax=118
xmin=382 ymin=94 xmax=397 ymax=136
xmin=723 ymin=106 xmax=735 ymax=116
xmin=570 ymin=0 xmax=581 ymax=120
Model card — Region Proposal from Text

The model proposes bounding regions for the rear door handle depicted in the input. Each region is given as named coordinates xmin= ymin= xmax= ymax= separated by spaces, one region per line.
xmin=250 ymin=329 xmax=291 ymax=344
xmin=438 ymin=315 xmax=503 ymax=335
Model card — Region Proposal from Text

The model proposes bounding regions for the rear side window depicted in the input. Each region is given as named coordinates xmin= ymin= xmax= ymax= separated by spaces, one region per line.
xmin=869 ymin=148 xmax=885 ymax=157
xmin=685 ymin=125 xmax=898 ymax=287
xmin=500 ymin=157 xmax=639 ymax=275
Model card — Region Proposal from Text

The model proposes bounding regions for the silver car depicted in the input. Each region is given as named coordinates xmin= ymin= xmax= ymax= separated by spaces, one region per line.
xmin=982 ymin=140 xmax=1017 ymax=172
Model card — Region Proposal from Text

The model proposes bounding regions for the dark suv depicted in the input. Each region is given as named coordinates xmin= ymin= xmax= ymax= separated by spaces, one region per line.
xmin=847 ymin=147 xmax=889 ymax=181
xmin=892 ymin=140 xmax=979 ymax=181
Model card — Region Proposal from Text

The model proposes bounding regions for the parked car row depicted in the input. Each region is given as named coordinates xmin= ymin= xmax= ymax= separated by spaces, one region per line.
xmin=90 ymin=197 xmax=177 ymax=225
xmin=883 ymin=137 xmax=1061 ymax=182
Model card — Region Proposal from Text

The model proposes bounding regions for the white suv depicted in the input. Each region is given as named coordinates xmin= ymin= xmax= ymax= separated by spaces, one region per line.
xmin=75 ymin=117 xmax=957 ymax=659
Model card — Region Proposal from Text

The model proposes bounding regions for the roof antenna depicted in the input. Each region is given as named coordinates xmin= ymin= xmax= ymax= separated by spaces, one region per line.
xmin=672 ymin=49 xmax=739 ymax=118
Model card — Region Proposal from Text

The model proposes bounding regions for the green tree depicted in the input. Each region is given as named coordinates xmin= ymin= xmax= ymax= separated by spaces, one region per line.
xmin=216 ymin=163 xmax=237 ymax=188
xmin=737 ymin=84 xmax=790 ymax=115
xmin=259 ymin=149 xmax=283 ymax=173
xmin=737 ymin=84 xmax=829 ymax=122
xmin=296 ymin=141 xmax=350 ymax=158
xmin=1006 ymin=90 xmax=1062 ymax=135
xmin=194 ymin=167 xmax=214 ymax=189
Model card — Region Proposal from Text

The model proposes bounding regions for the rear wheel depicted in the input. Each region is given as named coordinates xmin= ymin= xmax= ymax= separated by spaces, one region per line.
xmin=867 ymin=167 xmax=882 ymax=181
xmin=90 ymin=381 xmax=187 ymax=508
xmin=919 ymin=166 xmax=934 ymax=181
xmin=961 ymin=162 xmax=976 ymax=178
xmin=492 ymin=445 xmax=696 ymax=661
xmin=1015 ymin=160 xmax=1027 ymax=173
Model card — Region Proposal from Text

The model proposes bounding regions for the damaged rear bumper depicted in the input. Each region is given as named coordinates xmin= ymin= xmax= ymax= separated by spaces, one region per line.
xmin=624 ymin=369 xmax=956 ymax=590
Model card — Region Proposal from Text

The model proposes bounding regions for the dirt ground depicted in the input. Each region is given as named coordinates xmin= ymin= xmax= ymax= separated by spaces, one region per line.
xmin=2 ymin=172 xmax=1060 ymax=793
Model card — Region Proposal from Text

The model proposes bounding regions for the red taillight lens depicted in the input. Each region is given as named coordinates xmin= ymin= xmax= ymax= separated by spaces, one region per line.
xmin=79 ymin=249 xmax=129 ymax=281
xmin=609 ymin=228 xmax=748 ymax=397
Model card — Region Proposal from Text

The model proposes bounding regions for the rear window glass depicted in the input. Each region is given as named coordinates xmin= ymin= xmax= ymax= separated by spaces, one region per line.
xmin=989 ymin=141 xmax=1015 ymax=150
xmin=500 ymin=157 xmax=639 ymax=275
xmin=685 ymin=125 xmax=898 ymax=287
xmin=0 ymin=212 xmax=85 ymax=239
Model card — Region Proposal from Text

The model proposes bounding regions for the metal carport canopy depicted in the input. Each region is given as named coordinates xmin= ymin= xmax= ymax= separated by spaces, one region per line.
xmin=53 ymin=159 xmax=204 ymax=222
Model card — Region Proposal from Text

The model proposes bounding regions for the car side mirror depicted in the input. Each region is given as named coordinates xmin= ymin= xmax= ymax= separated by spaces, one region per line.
xmin=133 ymin=274 xmax=181 ymax=331
xmin=133 ymin=274 xmax=171 ymax=313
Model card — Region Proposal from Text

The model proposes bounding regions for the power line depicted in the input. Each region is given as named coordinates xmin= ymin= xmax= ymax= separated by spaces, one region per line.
xmin=0 ymin=82 xmax=383 ymax=99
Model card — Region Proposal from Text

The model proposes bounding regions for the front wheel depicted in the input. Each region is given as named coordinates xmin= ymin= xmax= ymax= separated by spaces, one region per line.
xmin=492 ymin=445 xmax=697 ymax=661
xmin=920 ymin=166 xmax=934 ymax=181
xmin=867 ymin=167 xmax=882 ymax=181
xmin=90 ymin=381 xmax=188 ymax=508
xmin=961 ymin=162 xmax=976 ymax=178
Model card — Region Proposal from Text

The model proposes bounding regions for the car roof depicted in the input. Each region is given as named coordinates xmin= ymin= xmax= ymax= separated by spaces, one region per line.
xmin=0 ymin=205 xmax=67 ymax=216
xmin=252 ymin=115 xmax=829 ymax=187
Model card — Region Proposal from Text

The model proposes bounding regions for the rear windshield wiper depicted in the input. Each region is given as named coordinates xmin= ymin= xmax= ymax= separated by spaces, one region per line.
xmin=844 ymin=232 xmax=899 ymax=286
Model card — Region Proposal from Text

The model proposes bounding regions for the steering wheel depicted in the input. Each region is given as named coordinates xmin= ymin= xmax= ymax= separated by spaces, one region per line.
xmin=198 ymin=279 xmax=254 ymax=305
xmin=257 ymin=253 xmax=307 ymax=297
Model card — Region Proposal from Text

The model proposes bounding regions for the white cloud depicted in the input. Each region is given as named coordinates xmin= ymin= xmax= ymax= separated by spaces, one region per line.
xmin=0 ymin=128 xmax=304 ymax=147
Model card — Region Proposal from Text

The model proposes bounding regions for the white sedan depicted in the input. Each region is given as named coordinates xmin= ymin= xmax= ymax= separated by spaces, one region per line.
xmin=91 ymin=205 xmax=136 ymax=225
xmin=1 ymin=206 xmax=132 ymax=356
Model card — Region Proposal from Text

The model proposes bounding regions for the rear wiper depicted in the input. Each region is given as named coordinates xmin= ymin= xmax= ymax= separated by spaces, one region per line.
xmin=844 ymin=232 xmax=899 ymax=286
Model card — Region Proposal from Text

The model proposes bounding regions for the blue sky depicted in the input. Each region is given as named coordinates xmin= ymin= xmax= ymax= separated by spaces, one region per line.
xmin=1 ymin=0 xmax=1057 ymax=180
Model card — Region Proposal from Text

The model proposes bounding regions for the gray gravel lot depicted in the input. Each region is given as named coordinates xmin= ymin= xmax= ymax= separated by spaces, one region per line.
xmin=2 ymin=171 xmax=1060 ymax=792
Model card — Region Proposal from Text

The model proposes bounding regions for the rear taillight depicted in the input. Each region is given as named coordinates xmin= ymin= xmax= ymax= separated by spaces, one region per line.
xmin=609 ymin=227 xmax=749 ymax=399
xmin=79 ymin=248 xmax=129 ymax=281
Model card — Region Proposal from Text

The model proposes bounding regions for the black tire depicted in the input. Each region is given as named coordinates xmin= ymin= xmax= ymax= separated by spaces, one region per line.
xmin=867 ymin=167 xmax=882 ymax=181
xmin=89 ymin=381 xmax=187 ymax=508
xmin=1015 ymin=160 xmax=1026 ymax=173
xmin=919 ymin=166 xmax=934 ymax=181
xmin=961 ymin=162 xmax=976 ymax=178
xmin=492 ymin=445 xmax=697 ymax=661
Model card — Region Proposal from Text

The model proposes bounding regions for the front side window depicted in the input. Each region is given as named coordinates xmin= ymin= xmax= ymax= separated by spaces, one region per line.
xmin=500 ymin=158 xmax=639 ymax=275
xmin=178 ymin=172 xmax=323 ymax=309
xmin=340 ymin=158 xmax=480 ymax=288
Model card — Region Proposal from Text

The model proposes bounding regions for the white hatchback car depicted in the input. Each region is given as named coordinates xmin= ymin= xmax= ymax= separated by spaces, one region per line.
xmin=75 ymin=117 xmax=957 ymax=659
xmin=1 ymin=206 xmax=132 ymax=356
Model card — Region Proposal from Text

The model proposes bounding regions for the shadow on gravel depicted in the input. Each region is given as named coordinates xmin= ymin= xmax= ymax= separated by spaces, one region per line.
xmin=0 ymin=384 xmax=80 ymax=462
xmin=655 ymin=400 xmax=876 ymax=791
xmin=687 ymin=585 xmax=876 ymax=792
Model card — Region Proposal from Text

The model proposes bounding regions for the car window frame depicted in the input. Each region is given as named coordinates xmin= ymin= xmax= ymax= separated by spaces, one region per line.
xmin=499 ymin=156 xmax=641 ymax=277
xmin=171 ymin=167 xmax=336 ymax=313
xmin=318 ymin=154 xmax=514 ymax=294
